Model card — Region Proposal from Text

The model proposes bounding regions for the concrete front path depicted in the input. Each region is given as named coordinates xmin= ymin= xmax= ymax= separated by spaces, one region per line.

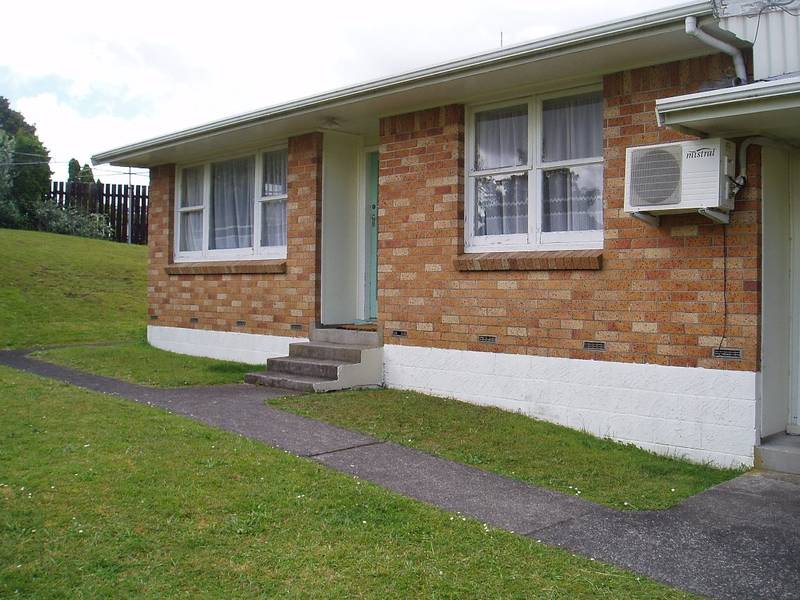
xmin=2 ymin=349 xmax=799 ymax=600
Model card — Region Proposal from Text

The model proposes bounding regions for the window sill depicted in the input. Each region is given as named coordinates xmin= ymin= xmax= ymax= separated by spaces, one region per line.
xmin=165 ymin=260 xmax=287 ymax=275
xmin=453 ymin=250 xmax=602 ymax=271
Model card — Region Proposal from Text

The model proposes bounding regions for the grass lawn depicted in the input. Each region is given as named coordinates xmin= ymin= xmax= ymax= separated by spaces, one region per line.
xmin=0 ymin=229 xmax=146 ymax=348
xmin=32 ymin=341 xmax=254 ymax=387
xmin=0 ymin=366 xmax=695 ymax=599
xmin=269 ymin=389 xmax=743 ymax=511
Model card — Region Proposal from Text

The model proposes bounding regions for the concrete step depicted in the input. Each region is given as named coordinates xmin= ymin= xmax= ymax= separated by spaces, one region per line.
xmin=289 ymin=341 xmax=369 ymax=362
xmin=245 ymin=371 xmax=335 ymax=393
xmin=267 ymin=356 xmax=353 ymax=379
xmin=755 ymin=433 xmax=800 ymax=475
xmin=310 ymin=326 xmax=381 ymax=347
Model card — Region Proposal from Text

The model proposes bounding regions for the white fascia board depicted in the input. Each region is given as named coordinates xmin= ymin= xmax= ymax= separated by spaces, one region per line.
xmin=93 ymin=1 xmax=712 ymax=167
xmin=656 ymin=75 xmax=800 ymax=126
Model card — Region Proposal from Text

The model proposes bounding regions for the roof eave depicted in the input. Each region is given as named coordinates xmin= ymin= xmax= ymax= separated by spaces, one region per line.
xmin=93 ymin=0 xmax=714 ymax=166
xmin=656 ymin=75 xmax=800 ymax=125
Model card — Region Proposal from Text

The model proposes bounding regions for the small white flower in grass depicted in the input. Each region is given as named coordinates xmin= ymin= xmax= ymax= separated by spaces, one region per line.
xmin=590 ymin=558 xmax=595 ymax=562
xmin=671 ymin=488 xmax=676 ymax=492
xmin=78 ymin=530 xmax=83 ymax=534
xmin=362 ymin=520 xmax=367 ymax=524
xmin=623 ymin=502 xmax=629 ymax=506
xmin=83 ymin=444 xmax=90 ymax=448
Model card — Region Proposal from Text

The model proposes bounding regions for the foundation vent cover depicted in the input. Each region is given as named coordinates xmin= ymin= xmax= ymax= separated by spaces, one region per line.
xmin=391 ymin=329 xmax=408 ymax=338
xmin=583 ymin=340 xmax=606 ymax=351
xmin=713 ymin=347 xmax=742 ymax=360
xmin=478 ymin=335 xmax=497 ymax=344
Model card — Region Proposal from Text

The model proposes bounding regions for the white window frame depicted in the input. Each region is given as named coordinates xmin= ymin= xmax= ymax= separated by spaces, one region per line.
xmin=465 ymin=85 xmax=603 ymax=253
xmin=173 ymin=144 xmax=288 ymax=263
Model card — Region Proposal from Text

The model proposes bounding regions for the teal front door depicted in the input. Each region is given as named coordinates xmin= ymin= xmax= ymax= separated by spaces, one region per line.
xmin=366 ymin=151 xmax=379 ymax=321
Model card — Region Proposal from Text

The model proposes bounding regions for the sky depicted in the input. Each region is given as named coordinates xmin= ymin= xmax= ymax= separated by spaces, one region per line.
xmin=1 ymin=0 xmax=688 ymax=185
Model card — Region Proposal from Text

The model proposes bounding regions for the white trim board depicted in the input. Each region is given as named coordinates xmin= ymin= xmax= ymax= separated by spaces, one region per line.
xmin=384 ymin=344 xmax=758 ymax=468
xmin=147 ymin=325 xmax=306 ymax=365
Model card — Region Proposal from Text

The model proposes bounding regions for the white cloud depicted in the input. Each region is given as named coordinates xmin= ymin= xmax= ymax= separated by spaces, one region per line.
xmin=2 ymin=0 xmax=686 ymax=183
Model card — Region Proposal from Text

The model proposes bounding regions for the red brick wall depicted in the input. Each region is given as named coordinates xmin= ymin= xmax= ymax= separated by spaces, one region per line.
xmin=146 ymin=132 xmax=323 ymax=337
xmin=377 ymin=54 xmax=761 ymax=371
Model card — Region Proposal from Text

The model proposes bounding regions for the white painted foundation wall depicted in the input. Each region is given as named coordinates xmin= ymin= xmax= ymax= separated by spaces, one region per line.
xmin=147 ymin=325 xmax=306 ymax=365
xmin=384 ymin=344 xmax=758 ymax=468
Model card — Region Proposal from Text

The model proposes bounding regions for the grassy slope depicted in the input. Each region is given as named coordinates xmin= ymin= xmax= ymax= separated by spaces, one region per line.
xmin=0 ymin=229 xmax=146 ymax=348
xmin=32 ymin=341 xmax=253 ymax=387
xmin=0 ymin=366 xmax=695 ymax=599
xmin=270 ymin=389 xmax=742 ymax=511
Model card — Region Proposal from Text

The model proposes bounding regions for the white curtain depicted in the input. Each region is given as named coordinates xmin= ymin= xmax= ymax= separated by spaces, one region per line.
xmin=474 ymin=105 xmax=528 ymax=170
xmin=263 ymin=149 xmax=287 ymax=196
xmin=181 ymin=166 xmax=204 ymax=207
xmin=474 ymin=173 xmax=528 ymax=236
xmin=542 ymin=165 xmax=603 ymax=232
xmin=261 ymin=199 xmax=287 ymax=247
xmin=210 ymin=157 xmax=254 ymax=249
xmin=179 ymin=166 xmax=203 ymax=251
xmin=542 ymin=92 xmax=602 ymax=162
xmin=179 ymin=211 xmax=202 ymax=251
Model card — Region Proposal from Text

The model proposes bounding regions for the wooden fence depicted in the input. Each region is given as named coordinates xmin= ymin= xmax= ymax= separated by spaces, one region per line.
xmin=47 ymin=181 xmax=149 ymax=244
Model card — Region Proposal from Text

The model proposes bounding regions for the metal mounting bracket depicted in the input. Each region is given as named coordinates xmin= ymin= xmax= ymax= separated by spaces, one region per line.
xmin=632 ymin=212 xmax=660 ymax=227
xmin=698 ymin=207 xmax=730 ymax=225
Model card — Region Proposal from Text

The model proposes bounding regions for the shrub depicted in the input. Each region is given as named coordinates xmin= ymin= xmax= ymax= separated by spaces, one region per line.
xmin=28 ymin=199 xmax=113 ymax=239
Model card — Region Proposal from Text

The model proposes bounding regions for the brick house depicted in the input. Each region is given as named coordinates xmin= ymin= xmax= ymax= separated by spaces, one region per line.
xmin=94 ymin=1 xmax=800 ymax=470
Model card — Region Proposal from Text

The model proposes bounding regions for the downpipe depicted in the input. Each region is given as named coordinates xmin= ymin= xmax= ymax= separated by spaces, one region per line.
xmin=685 ymin=16 xmax=748 ymax=85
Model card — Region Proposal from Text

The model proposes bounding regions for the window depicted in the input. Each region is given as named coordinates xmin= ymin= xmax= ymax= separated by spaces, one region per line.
xmin=174 ymin=146 xmax=288 ymax=261
xmin=259 ymin=149 xmax=288 ymax=247
xmin=466 ymin=89 xmax=603 ymax=252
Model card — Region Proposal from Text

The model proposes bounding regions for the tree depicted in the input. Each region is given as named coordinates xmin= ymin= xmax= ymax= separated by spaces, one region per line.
xmin=0 ymin=96 xmax=52 ymax=228
xmin=79 ymin=163 xmax=95 ymax=183
xmin=67 ymin=159 xmax=95 ymax=184
xmin=0 ymin=130 xmax=19 ymax=227
xmin=68 ymin=158 xmax=81 ymax=182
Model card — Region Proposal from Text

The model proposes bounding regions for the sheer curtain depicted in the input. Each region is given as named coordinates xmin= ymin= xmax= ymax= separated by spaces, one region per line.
xmin=474 ymin=104 xmax=527 ymax=170
xmin=541 ymin=92 xmax=603 ymax=232
xmin=542 ymin=165 xmax=603 ymax=232
xmin=180 ymin=212 xmax=202 ymax=251
xmin=261 ymin=200 xmax=287 ymax=246
xmin=179 ymin=166 xmax=203 ymax=251
xmin=210 ymin=157 xmax=254 ymax=249
xmin=473 ymin=104 xmax=528 ymax=235
xmin=475 ymin=174 xmax=528 ymax=236
xmin=261 ymin=149 xmax=288 ymax=247
xmin=542 ymin=93 xmax=602 ymax=162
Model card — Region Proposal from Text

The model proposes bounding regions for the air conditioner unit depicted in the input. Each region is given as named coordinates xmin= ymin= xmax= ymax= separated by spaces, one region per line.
xmin=624 ymin=138 xmax=736 ymax=225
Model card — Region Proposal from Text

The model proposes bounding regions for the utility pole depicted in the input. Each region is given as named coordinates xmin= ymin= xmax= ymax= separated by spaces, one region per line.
xmin=127 ymin=166 xmax=133 ymax=244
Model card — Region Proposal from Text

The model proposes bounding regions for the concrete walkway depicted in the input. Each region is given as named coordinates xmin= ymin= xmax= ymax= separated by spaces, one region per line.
xmin=1 ymin=349 xmax=798 ymax=600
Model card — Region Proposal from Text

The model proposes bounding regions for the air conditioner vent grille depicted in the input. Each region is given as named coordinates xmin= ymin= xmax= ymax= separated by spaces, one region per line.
xmin=629 ymin=146 xmax=682 ymax=206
